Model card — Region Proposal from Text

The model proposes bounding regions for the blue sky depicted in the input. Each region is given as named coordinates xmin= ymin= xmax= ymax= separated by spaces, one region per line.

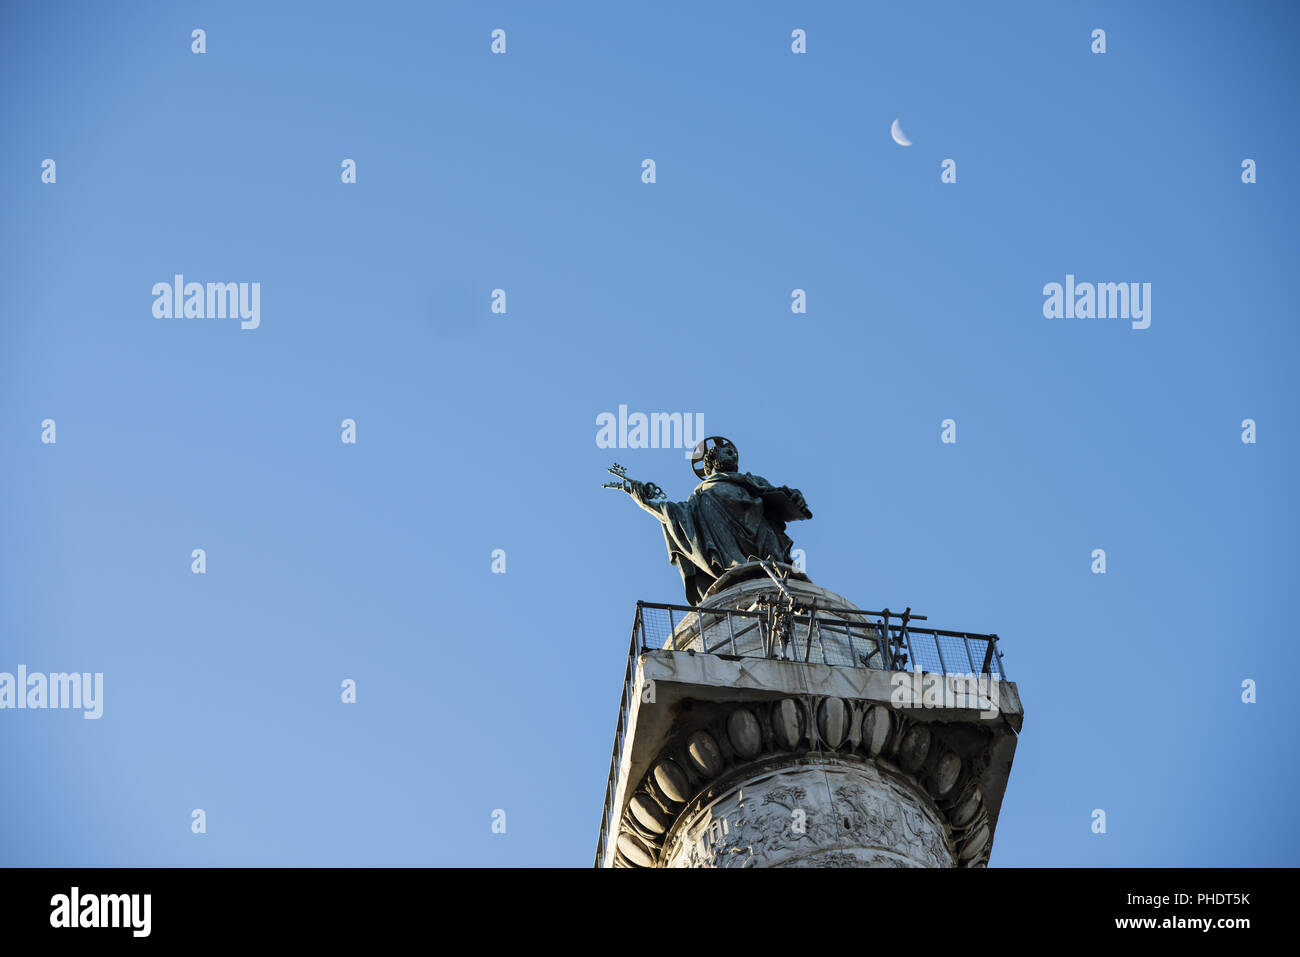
xmin=1 ymin=0 xmax=1297 ymax=866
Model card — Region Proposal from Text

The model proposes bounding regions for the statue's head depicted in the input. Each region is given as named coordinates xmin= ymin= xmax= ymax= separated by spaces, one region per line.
xmin=702 ymin=439 xmax=739 ymax=476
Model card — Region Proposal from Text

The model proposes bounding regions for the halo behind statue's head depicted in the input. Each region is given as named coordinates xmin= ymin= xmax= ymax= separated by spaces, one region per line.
xmin=691 ymin=436 xmax=737 ymax=479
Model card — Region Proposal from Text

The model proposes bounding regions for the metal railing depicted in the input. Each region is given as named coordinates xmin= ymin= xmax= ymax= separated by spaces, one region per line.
xmin=594 ymin=598 xmax=1006 ymax=867
xmin=637 ymin=602 xmax=1005 ymax=677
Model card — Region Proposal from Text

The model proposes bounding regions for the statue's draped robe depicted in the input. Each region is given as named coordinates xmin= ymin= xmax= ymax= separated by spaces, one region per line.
xmin=658 ymin=472 xmax=811 ymax=604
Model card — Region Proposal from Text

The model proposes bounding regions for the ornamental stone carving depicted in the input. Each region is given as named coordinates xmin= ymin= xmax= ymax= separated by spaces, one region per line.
xmin=611 ymin=695 xmax=995 ymax=869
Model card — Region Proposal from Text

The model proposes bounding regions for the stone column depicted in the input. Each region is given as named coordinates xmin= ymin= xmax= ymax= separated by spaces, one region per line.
xmin=661 ymin=759 xmax=956 ymax=868
xmin=600 ymin=572 xmax=1021 ymax=869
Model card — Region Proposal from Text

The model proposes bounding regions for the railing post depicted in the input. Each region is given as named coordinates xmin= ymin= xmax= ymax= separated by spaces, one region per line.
xmin=870 ymin=623 xmax=885 ymax=669
xmin=727 ymin=610 xmax=738 ymax=655
xmin=813 ymin=615 xmax=828 ymax=665
xmin=880 ymin=610 xmax=892 ymax=669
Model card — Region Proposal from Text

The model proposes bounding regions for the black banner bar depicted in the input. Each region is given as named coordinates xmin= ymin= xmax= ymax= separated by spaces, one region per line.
xmin=0 ymin=867 xmax=1281 ymax=943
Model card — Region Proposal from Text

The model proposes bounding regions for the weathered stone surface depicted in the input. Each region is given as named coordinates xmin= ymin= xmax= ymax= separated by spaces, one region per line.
xmin=899 ymin=725 xmax=932 ymax=772
xmin=653 ymin=760 xmax=691 ymax=804
xmin=630 ymin=793 xmax=671 ymax=834
xmin=862 ymin=704 xmax=892 ymax=757
xmin=817 ymin=696 xmax=848 ymax=749
xmin=727 ymin=708 xmax=762 ymax=758
xmin=950 ymin=786 xmax=983 ymax=828
xmin=771 ymin=699 xmax=804 ymax=750
xmin=930 ymin=751 xmax=962 ymax=798
xmin=617 ymin=832 xmax=656 ymax=868
xmin=661 ymin=762 xmax=956 ymax=868
xmin=960 ymin=822 xmax=990 ymax=862
xmin=686 ymin=731 xmax=724 ymax=777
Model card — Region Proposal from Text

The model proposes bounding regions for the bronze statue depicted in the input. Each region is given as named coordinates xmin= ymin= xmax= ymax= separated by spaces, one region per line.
xmin=604 ymin=437 xmax=812 ymax=604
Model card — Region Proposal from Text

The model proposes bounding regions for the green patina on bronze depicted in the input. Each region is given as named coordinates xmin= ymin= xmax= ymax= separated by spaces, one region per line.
xmin=604 ymin=437 xmax=812 ymax=604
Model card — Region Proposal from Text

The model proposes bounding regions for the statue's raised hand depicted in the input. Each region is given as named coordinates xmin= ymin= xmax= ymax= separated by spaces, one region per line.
xmin=603 ymin=464 xmax=664 ymax=510
xmin=628 ymin=480 xmax=666 ymax=507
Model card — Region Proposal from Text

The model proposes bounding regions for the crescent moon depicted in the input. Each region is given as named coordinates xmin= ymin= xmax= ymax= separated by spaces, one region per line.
xmin=890 ymin=118 xmax=912 ymax=147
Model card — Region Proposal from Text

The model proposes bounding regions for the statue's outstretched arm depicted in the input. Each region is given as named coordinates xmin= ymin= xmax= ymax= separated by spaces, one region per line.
xmin=627 ymin=481 xmax=666 ymax=518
